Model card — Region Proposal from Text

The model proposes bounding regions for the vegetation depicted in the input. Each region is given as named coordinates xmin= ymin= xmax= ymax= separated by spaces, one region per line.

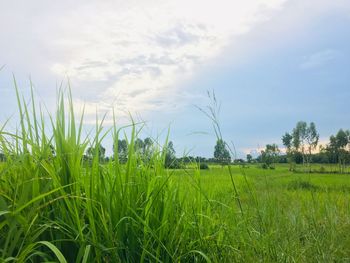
xmin=213 ymin=139 xmax=231 ymax=165
xmin=0 ymin=86 xmax=350 ymax=262
xmin=259 ymin=144 xmax=280 ymax=169
xmin=282 ymin=121 xmax=319 ymax=172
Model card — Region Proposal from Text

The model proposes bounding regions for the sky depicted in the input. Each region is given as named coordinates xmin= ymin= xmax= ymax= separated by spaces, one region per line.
xmin=0 ymin=0 xmax=350 ymax=158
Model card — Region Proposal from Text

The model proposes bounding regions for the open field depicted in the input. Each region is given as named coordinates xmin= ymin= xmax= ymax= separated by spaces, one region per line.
xmin=0 ymin=91 xmax=349 ymax=262
xmin=1 ymin=154 xmax=350 ymax=262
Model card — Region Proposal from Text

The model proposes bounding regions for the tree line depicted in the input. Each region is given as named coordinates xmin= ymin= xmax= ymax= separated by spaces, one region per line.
xmin=2 ymin=121 xmax=349 ymax=172
xmin=82 ymin=137 xmax=233 ymax=168
xmin=249 ymin=121 xmax=350 ymax=173
xmin=84 ymin=137 xmax=179 ymax=168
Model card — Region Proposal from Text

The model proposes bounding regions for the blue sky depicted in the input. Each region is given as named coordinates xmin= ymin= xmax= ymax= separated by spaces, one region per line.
xmin=0 ymin=0 xmax=349 ymax=158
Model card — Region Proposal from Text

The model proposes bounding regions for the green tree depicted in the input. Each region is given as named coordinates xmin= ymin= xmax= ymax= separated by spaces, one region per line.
xmin=261 ymin=144 xmax=280 ymax=169
xmin=305 ymin=122 xmax=319 ymax=171
xmin=292 ymin=121 xmax=307 ymax=166
xmin=114 ymin=139 xmax=128 ymax=163
xmin=246 ymin=154 xmax=253 ymax=163
xmin=165 ymin=141 xmax=177 ymax=168
xmin=144 ymin=137 xmax=153 ymax=150
xmin=328 ymin=129 xmax=350 ymax=173
xmin=282 ymin=132 xmax=294 ymax=171
xmin=290 ymin=121 xmax=319 ymax=171
xmin=214 ymin=139 xmax=231 ymax=165
xmin=86 ymin=144 xmax=106 ymax=162
xmin=135 ymin=138 xmax=145 ymax=154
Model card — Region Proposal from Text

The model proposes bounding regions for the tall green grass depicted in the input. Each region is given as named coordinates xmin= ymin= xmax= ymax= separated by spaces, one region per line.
xmin=0 ymin=84 xmax=222 ymax=262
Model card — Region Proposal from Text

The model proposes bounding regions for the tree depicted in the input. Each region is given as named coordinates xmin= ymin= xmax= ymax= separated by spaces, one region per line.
xmin=113 ymin=139 xmax=128 ymax=163
xmin=142 ymin=137 xmax=154 ymax=162
xmin=282 ymin=132 xmax=294 ymax=171
xmin=327 ymin=129 xmax=349 ymax=173
xmin=135 ymin=138 xmax=145 ymax=154
xmin=305 ymin=122 xmax=319 ymax=171
xmin=292 ymin=121 xmax=307 ymax=165
xmin=260 ymin=144 xmax=280 ymax=169
xmin=214 ymin=139 xmax=231 ymax=165
xmin=86 ymin=144 xmax=106 ymax=162
xmin=246 ymin=154 xmax=253 ymax=163
xmin=144 ymin=137 xmax=153 ymax=150
xmin=165 ymin=141 xmax=178 ymax=168
xmin=289 ymin=121 xmax=319 ymax=171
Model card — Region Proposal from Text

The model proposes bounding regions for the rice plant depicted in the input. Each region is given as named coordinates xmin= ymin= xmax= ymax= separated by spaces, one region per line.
xmin=0 ymin=83 xmax=219 ymax=262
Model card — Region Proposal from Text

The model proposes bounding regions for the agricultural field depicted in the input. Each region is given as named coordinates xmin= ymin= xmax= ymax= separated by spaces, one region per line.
xmin=1 ymin=112 xmax=350 ymax=263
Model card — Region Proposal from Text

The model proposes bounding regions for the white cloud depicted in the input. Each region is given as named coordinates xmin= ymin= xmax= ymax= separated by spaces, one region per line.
xmin=300 ymin=49 xmax=340 ymax=70
xmin=0 ymin=0 xmax=288 ymax=119
xmin=2 ymin=0 xmax=349 ymax=123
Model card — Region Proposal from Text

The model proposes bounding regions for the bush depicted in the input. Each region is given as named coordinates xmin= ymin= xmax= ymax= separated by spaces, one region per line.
xmin=261 ymin=163 xmax=268 ymax=169
xmin=319 ymin=166 xmax=326 ymax=173
xmin=166 ymin=159 xmax=183 ymax=169
xmin=199 ymin=163 xmax=209 ymax=170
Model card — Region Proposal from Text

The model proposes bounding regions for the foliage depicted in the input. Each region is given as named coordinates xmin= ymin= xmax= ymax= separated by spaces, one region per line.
xmin=0 ymin=86 xmax=210 ymax=262
xmin=1 ymin=85 xmax=350 ymax=262
xmin=326 ymin=129 xmax=350 ymax=173
xmin=246 ymin=154 xmax=253 ymax=163
xmin=199 ymin=163 xmax=209 ymax=170
xmin=113 ymin=139 xmax=128 ymax=163
xmin=164 ymin=141 xmax=180 ymax=168
xmin=260 ymin=144 xmax=280 ymax=169
xmin=214 ymin=139 xmax=231 ymax=165
xmin=282 ymin=121 xmax=319 ymax=171
xmin=86 ymin=144 xmax=106 ymax=162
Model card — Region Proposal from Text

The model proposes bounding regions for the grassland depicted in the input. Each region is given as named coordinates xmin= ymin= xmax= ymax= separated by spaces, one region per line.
xmin=0 ymin=89 xmax=350 ymax=262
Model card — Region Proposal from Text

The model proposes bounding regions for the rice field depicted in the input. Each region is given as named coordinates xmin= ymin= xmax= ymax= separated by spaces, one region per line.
xmin=0 ymin=89 xmax=350 ymax=262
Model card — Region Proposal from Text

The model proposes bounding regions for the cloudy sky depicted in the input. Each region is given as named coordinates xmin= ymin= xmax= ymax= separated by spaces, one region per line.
xmin=1 ymin=0 xmax=350 ymax=157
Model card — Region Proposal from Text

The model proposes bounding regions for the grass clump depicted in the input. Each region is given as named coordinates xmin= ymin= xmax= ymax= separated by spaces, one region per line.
xmin=0 ymin=84 xmax=219 ymax=262
xmin=287 ymin=180 xmax=319 ymax=191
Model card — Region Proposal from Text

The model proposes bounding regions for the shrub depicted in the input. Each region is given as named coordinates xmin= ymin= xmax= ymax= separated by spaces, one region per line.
xmin=199 ymin=163 xmax=209 ymax=170
xmin=319 ymin=166 xmax=326 ymax=173
xmin=261 ymin=163 xmax=268 ymax=169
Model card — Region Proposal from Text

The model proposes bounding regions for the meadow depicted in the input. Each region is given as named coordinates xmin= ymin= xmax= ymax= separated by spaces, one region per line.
xmin=0 ymin=89 xmax=350 ymax=262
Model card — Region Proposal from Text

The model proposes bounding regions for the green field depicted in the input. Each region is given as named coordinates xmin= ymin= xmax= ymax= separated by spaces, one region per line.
xmin=1 ymin=91 xmax=350 ymax=262
xmin=1 ymin=160 xmax=350 ymax=262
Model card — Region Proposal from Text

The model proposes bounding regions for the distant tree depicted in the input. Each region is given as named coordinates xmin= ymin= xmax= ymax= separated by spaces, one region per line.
xmin=246 ymin=154 xmax=253 ymax=163
xmin=327 ymin=129 xmax=349 ymax=173
xmin=214 ymin=139 xmax=231 ymax=165
xmin=234 ymin=159 xmax=245 ymax=164
xmin=144 ymin=137 xmax=153 ymax=150
xmin=113 ymin=139 xmax=128 ymax=163
xmin=142 ymin=137 xmax=154 ymax=162
xmin=135 ymin=138 xmax=145 ymax=154
xmin=292 ymin=121 xmax=308 ymax=165
xmin=261 ymin=144 xmax=280 ymax=169
xmin=165 ymin=141 xmax=178 ymax=168
xmin=86 ymin=144 xmax=106 ymax=162
xmin=282 ymin=132 xmax=294 ymax=171
xmin=317 ymin=145 xmax=332 ymax=164
xmin=305 ymin=122 xmax=319 ymax=171
xmin=289 ymin=121 xmax=319 ymax=171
